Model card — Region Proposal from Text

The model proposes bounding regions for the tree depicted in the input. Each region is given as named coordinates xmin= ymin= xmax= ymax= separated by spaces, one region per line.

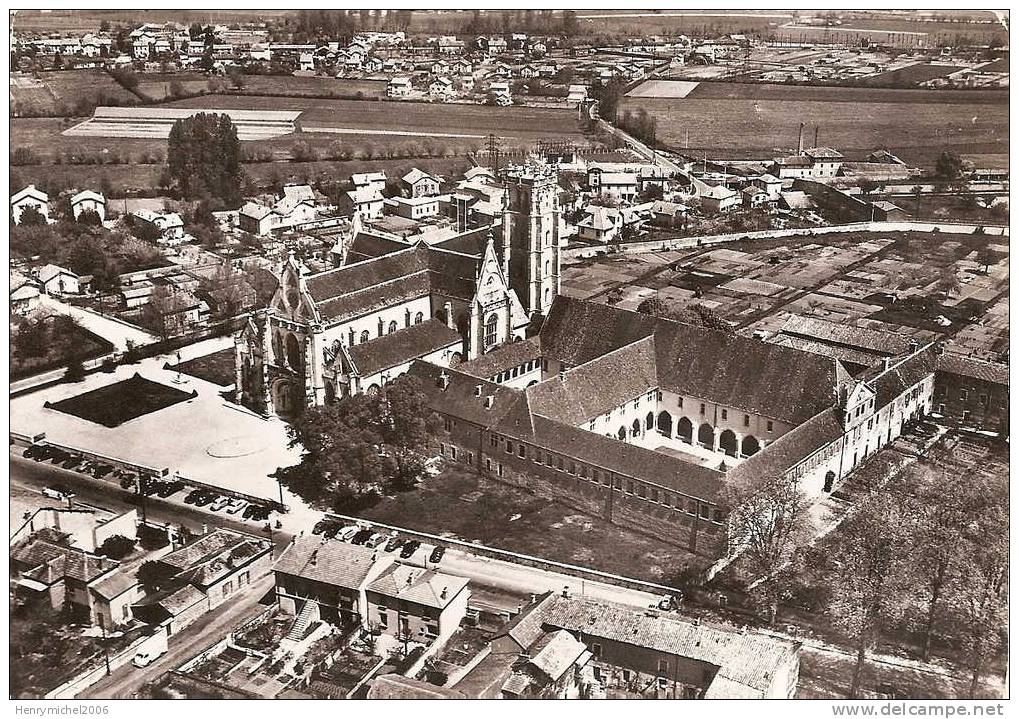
xmin=975 ymin=246 xmax=998 ymax=274
xmin=16 ymin=317 xmax=49 ymax=358
xmin=226 ymin=65 xmax=245 ymax=89
xmin=636 ymin=294 xmax=670 ymax=318
xmin=805 ymin=494 xmax=912 ymax=698
xmin=275 ymin=374 xmax=445 ymax=511
xmin=136 ymin=560 xmax=177 ymax=591
xmin=935 ymin=150 xmax=965 ymax=181
xmin=166 ymin=113 xmax=243 ymax=206
xmin=65 ymin=358 xmax=86 ymax=382
xmin=17 ymin=206 xmax=45 ymax=226
xmin=935 ymin=268 xmax=961 ymax=297
xmin=562 ymin=9 xmax=580 ymax=36
xmin=95 ymin=534 xmax=136 ymax=560
xmin=722 ymin=472 xmax=814 ymax=623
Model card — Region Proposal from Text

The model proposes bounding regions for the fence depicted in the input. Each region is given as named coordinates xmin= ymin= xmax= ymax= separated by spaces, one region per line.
xmin=324 ymin=511 xmax=678 ymax=599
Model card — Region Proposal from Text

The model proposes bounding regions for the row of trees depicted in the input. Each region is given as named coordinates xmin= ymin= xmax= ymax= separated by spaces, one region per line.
xmin=724 ymin=439 xmax=1007 ymax=698
xmin=274 ymin=375 xmax=444 ymax=513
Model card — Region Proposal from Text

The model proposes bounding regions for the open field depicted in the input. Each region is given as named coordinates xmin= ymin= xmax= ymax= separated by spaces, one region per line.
xmin=622 ymin=83 xmax=1008 ymax=167
xmin=10 ymin=69 xmax=139 ymax=116
xmin=232 ymin=75 xmax=388 ymax=99
xmin=862 ymin=63 xmax=962 ymax=86
xmin=360 ymin=467 xmax=703 ymax=582
xmin=161 ymin=95 xmax=587 ymax=141
xmin=167 ymin=348 xmax=236 ymax=387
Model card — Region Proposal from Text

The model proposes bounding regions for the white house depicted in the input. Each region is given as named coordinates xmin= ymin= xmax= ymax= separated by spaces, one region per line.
xmin=238 ymin=184 xmax=318 ymax=236
xmin=37 ymin=264 xmax=81 ymax=296
xmin=70 ymin=190 xmax=106 ymax=222
xmin=132 ymin=210 xmax=186 ymax=245
xmin=488 ymin=80 xmax=511 ymax=105
xmin=387 ymin=195 xmax=440 ymax=220
xmin=11 ymin=273 xmax=42 ymax=315
xmin=351 ymin=172 xmax=387 ymax=194
xmin=458 ymin=75 xmax=475 ymax=93
xmin=401 ymin=168 xmax=442 ymax=198
xmin=567 ymin=84 xmax=588 ymax=104
xmin=387 ymin=76 xmax=413 ymax=97
xmin=699 ymin=184 xmax=741 ymax=213
xmin=429 ymin=76 xmax=454 ymax=99
xmin=11 ymin=185 xmax=50 ymax=225
xmin=347 ymin=185 xmax=385 ymax=219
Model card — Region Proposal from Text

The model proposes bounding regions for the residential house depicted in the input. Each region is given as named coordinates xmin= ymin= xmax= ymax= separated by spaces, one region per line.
xmin=11 ymin=537 xmax=137 ymax=627
xmin=132 ymin=210 xmax=186 ymax=245
xmin=298 ymin=52 xmax=314 ymax=72
xmin=402 ymin=168 xmax=442 ymax=198
xmin=36 ymin=264 xmax=80 ymax=295
xmin=488 ymin=80 xmax=512 ymax=105
xmin=453 ymin=59 xmax=473 ymax=75
xmin=742 ymin=186 xmax=769 ymax=208
xmin=363 ymin=56 xmax=384 ymax=74
xmin=871 ymin=200 xmax=910 ymax=222
xmin=458 ymin=75 xmax=475 ymax=93
xmin=387 ymin=76 xmax=413 ymax=97
xmin=429 ymin=76 xmax=454 ymax=99
xmin=238 ymin=184 xmax=318 ymax=236
xmin=431 ymin=59 xmax=450 ymax=75
xmin=11 ymin=184 xmax=50 ymax=225
xmin=364 ymin=562 xmax=470 ymax=641
xmin=351 ymin=171 xmax=387 ymax=194
xmin=10 ymin=273 xmax=42 ymax=315
xmin=70 ymin=189 xmax=106 ymax=222
xmin=567 ymin=84 xmax=588 ymax=103
xmin=699 ymin=184 xmax=740 ymax=213
xmin=347 ymin=185 xmax=386 ymax=219
xmin=752 ymin=173 xmax=783 ymax=202
xmin=387 ymin=195 xmax=441 ymax=221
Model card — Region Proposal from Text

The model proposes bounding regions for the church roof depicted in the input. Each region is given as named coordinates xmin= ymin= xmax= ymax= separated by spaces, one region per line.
xmin=348 ymin=319 xmax=461 ymax=377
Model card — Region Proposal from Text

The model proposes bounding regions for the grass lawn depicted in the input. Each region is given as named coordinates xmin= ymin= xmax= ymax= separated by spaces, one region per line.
xmin=48 ymin=374 xmax=196 ymax=427
xmin=167 ymin=348 xmax=236 ymax=387
xmin=10 ymin=69 xmax=140 ymax=117
xmin=234 ymin=75 xmax=388 ymax=99
xmin=360 ymin=467 xmax=705 ymax=582
xmin=10 ymin=315 xmax=115 ymax=381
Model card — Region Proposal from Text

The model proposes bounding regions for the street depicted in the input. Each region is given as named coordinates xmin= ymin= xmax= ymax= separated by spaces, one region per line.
xmin=79 ymin=576 xmax=275 ymax=699
xmin=10 ymin=453 xmax=294 ymax=554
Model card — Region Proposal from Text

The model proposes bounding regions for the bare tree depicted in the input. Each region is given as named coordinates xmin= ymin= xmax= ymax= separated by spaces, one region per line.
xmin=722 ymin=472 xmax=814 ymax=623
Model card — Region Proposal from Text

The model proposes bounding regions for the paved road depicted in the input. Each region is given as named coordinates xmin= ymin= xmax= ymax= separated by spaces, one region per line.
xmin=10 ymin=453 xmax=293 ymax=551
xmin=39 ymin=294 xmax=157 ymax=351
xmin=79 ymin=576 xmax=275 ymax=699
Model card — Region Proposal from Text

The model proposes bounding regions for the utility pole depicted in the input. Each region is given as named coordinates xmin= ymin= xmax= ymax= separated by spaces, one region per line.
xmin=486 ymin=133 xmax=501 ymax=175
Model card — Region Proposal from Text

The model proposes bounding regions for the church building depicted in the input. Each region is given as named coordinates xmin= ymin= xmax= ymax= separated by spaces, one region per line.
xmin=235 ymin=166 xmax=560 ymax=417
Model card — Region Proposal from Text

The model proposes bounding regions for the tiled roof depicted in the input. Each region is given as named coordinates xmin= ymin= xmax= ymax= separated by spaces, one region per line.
xmin=527 ymin=629 xmax=589 ymax=681
xmin=406 ymin=361 xmax=521 ymax=428
xmin=159 ymin=584 xmax=208 ymax=615
xmin=348 ymin=319 xmax=461 ymax=377
xmin=159 ymin=528 xmax=269 ymax=588
xmin=725 ymin=408 xmax=844 ymax=488
xmin=653 ymin=321 xmax=846 ymax=425
xmin=457 ymin=337 xmax=542 ymax=380
xmin=12 ymin=538 xmax=119 ymax=585
xmin=344 ymin=232 xmax=411 ymax=264
xmin=870 ymin=347 xmax=937 ymax=409
xmin=90 ymin=570 xmax=138 ymax=600
xmin=777 ymin=314 xmax=912 ymax=357
xmin=537 ymin=594 xmax=799 ymax=698
xmin=317 ymin=272 xmax=432 ymax=323
xmin=273 ymin=536 xmax=381 ymax=590
xmin=526 ymin=337 xmax=658 ymax=425
xmin=937 ymin=353 xmax=1009 ymax=386
xmin=305 ymin=246 xmax=427 ymax=303
xmin=365 ymin=564 xmax=469 ymax=609
xmin=538 ymin=296 xmax=657 ymax=367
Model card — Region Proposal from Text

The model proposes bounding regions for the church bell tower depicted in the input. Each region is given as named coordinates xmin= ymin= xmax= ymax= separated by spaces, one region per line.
xmin=500 ymin=166 xmax=560 ymax=319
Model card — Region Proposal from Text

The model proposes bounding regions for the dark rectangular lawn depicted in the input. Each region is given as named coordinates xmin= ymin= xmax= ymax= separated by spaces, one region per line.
xmin=48 ymin=374 xmax=196 ymax=427
xmin=166 ymin=348 xmax=236 ymax=387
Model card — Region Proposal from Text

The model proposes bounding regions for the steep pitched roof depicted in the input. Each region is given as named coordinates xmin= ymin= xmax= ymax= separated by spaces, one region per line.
xmin=367 ymin=674 xmax=466 ymax=699
xmin=273 ymin=535 xmax=380 ymax=590
xmin=347 ymin=319 xmax=461 ymax=377
xmin=365 ymin=564 xmax=469 ymax=609
xmin=869 ymin=347 xmax=937 ymax=409
xmin=407 ymin=361 xmax=522 ymax=428
xmin=458 ymin=336 xmax=542 ymax=380
xmin=12 ymin=538 xmax=119 ymax=585
xmin=538 ymin=296 xmax=657 ymax=367
xmin=936 ymin=353 xmax=1009 ymax=386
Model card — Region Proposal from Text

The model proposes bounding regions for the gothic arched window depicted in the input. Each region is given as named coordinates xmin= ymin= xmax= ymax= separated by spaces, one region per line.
xmin=414 ymin=311 xmax=424 ymax=324
xmin=359 ymin=330 xmax=370 ymax=344
xmin=388 ymin=320 xmax=398 ymax=334
xmin=484 ymin=313 xmax=499 ymax=349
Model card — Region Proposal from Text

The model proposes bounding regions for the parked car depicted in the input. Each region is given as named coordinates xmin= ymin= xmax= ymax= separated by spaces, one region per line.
xmin=193 ymin=492 xmax=217 ymax=507
xmin=60 ymin=455 xmax=81 ymax=470
xmin=242 ymin=504 xmax=271 ymax=521
xmin=656 ymin=593 xmax=684 ymax=611
xmin=350 ymin=528 xmax=374 ymax=545
xmin=226 ymin=498 xmax=247 ymax=514
xmin=400 ymin=540 xmax=421 ymax=559
xmin=384 ymin=535 xmax=405 ymax=552
xmin=184 ymin=489 xmax=203 ymax=504
xmin=365 ymin=533 xmax=387 ymax=549
xmin=23 ymin=445 xmax=44 ymax=460
xmin=337 ymin=525 xmax=359 ymax=541
xmin=41 ymin=484 xmax=71 ymax=500
xmin=132 ymin=645 xmax=167 ymax=668
xmin=428 ymin=545 xmax=446 ymax=564
xmin=92 ymin=464 xmax=114 ymax=478
xmin=313 ymin=519 xmax=338 ymax=536
xmin=209 ymin=496 xmax=231 ymax=512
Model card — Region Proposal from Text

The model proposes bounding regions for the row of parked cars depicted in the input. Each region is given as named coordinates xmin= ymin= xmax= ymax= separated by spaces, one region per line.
xmin=24 ymin=444 xmax=117 ymax=480
xmin=24 ymin=443 xmax=275 ymax=524
xmin=312 ymin=519 xmax=446 ymax=563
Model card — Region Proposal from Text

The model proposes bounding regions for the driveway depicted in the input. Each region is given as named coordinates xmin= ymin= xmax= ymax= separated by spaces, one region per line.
xmin=39 ymin=294 xmax=157 ymax=351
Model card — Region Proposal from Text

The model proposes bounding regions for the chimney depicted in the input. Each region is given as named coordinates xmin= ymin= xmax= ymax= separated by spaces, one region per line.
xmin=484 ymin=395 xmax=494 ymax=409
xmin=440 ymin=587 xmax=448 ymax=601
xmin=935 ymin=343 xmax=945 ymax=356
xmin=309 ymin=549 xmax=319 ymax=566
xmin=908 ymin=339 xmax=919 ymax=354
xmin=438 ymin=371 xmax=450 ymax=390
xmin=882 ymin=357 xmax=892 ymax=371
xmin=443 ymin=301 xmax=454 ymax=329
xmin=474 ymin=384 xmax=483 ymax=397
xmin=797 ymin=121 xmax=804 ymax=154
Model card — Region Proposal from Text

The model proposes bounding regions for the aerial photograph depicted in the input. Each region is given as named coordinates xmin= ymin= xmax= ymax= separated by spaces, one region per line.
xmin=7 ymin=7 xmax=1009 ymax=707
